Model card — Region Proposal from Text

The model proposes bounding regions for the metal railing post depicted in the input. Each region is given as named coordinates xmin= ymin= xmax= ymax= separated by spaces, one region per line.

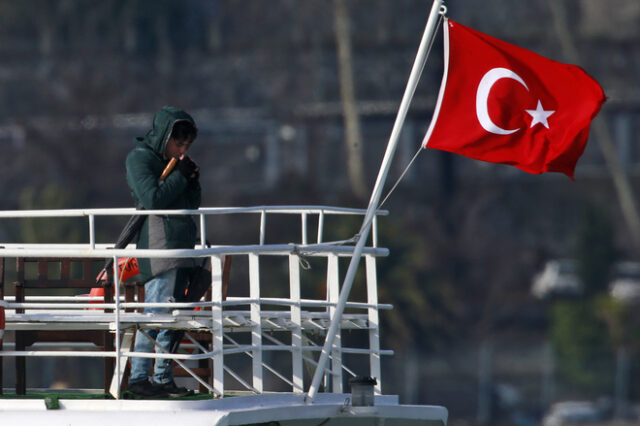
xmin=89 ymin=214 xmax=96 ymax=249
xmin=366 ymin=254 xmax=382 ymax=394
xmin=249 ymin=253 xmax=263 ymax=393
xmin=211 ymin=255 xmax=225 ymax=396
xmin=259 ymin=211 xmax=266 ymax=245
xmin=301 ymin=212 xmax=308 ymax=245
xmin=200 ymin=213 xmax=206 ymax=248
xmin=317 ymin=211 xmax=325 ymax=244
xmin=289 ymin=254 xmax=304 ymax=393
xmin=327 ymin=254 xmax=342 ymax=393
xmin=112 ymin=256 xmax=121 ymax=399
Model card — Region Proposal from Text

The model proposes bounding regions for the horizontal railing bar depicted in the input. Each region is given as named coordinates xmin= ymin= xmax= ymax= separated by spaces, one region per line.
xmin=221 ymin=298 xmax=393 ymax=310
xmin=0 ymin=346 xmax=394 ymax=358
xmin=0 ymin=350 xmax=119 ymax=358
xmin=249 ymin=345 xmax=393 ymax=356
xmin=0 ymin=244 xmax=388 ymax=258
xmin=4 ymin=302 xmax=217 ymax=309
xmin=1 ymin=342 xmax=99 ymax=349
xmin=4 ymin=296 xmax=114 ymax=302
xmin=0 ymin=205 xmax=388 ymax=218
xmin=5 ymin=303 xmax=115 ymax=309
xmin=3 ymin=299 xmax=392 ymax=311
xmin=5 ymin=303 xmax=213 ymax=309
xmin=0 ymin=350 xmax=221 ymax=360
xmin=116 ymin=350 xmax=221 ymax=360
xmin=0 ymin=243 xmax=127 ymax=249
xmin=338 ymin=348 xmax=394 ymax=356
xmin=4 ymin=309 xmax=375 ymax=319
xmin=3 ymin=300 xmax=392 ymax=311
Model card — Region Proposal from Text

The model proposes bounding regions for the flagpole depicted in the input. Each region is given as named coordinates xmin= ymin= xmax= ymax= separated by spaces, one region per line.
xmin=306 ymin=0 xmax=444 ymax=402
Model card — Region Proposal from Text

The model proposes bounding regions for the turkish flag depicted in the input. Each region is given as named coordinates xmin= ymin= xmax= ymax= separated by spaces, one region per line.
xmin=423 ymin=19 xmax=606 ymax=178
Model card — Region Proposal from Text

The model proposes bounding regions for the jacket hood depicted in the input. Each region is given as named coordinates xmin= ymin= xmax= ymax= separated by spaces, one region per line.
xmin=136 ymin=106 xmax=196 ymax=157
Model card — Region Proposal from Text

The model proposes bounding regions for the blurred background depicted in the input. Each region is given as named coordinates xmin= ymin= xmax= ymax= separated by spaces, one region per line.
xmin=1 ymin=0 xmax=640 ymax=424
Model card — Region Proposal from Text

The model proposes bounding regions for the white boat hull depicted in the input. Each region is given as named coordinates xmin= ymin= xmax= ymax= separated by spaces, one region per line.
xmin=0 ymin=393 xmax=448 ymax=426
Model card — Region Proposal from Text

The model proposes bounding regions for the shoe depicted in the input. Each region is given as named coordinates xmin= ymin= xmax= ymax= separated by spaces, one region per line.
xmin=153 ymin=380 xmax=194 ymax=397
xmin=128 ymin=380 xmax=169 ymax=398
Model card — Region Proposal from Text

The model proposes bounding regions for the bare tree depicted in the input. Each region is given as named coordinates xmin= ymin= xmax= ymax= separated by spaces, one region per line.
xmin=333 ymin=0 xmax=368 ymax=200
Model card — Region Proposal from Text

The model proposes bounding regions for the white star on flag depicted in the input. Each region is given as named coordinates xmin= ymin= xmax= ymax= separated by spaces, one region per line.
xmin=526 ymin=100 xmax=555 ymax=129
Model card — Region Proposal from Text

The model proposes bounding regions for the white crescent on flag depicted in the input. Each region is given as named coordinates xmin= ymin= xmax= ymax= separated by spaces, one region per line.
xmin=475 ymin=67 xmax=528 ymax=135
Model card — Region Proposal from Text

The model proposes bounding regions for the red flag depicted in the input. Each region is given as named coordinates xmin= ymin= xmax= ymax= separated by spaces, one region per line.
xmin=423 ymin=19 xmax=606 ymax=178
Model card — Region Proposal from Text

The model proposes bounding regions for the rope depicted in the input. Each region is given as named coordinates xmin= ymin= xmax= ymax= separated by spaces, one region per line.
xmin=376 ymin=10 xmax=445 ymax=209
xmin=318 ymin=235 xmax=360 ymax=246
xmin=289 ymin=232 xmax=364 ymax=270
xmin=378 ymin=144 xmax=424 ymax=208
xmin=291 ymin=245 xmax=312 ymax=270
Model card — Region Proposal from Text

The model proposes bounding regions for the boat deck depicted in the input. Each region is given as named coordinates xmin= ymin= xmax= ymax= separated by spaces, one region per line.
xmin=0 ymin=205 xmax=447 ymax=425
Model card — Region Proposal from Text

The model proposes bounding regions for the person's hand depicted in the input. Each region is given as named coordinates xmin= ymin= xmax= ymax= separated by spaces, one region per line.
xmin=177 ymin=156 xmax=199 ymax=180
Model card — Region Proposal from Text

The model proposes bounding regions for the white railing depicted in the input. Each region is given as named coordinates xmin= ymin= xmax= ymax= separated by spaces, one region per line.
xmin=0 ymin=205 xmax=384 ymax=249
xmin=0 ymin=206 xmax=390 ymax=399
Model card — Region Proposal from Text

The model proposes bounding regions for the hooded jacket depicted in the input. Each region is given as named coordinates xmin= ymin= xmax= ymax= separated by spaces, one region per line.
xmin=125 ymin=106 xmax=201 ymax=281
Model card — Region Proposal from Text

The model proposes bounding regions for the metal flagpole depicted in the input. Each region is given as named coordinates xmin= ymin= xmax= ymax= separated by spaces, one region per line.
xmin=306 ymin=0 xmax=445 ymax=402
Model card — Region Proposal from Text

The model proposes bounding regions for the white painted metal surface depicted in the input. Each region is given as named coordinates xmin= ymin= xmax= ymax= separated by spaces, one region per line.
xmin=0 ymin=206 xmax=386 ymax=394
xmin=0 ymin=394 xmax=448 ymax=425
xmin=0 ymin=205 xmax=447 ymax=425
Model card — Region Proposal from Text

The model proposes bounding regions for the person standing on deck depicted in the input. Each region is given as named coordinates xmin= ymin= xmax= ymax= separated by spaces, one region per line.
xmin=125 ymin=106 xmax=200 ymax=397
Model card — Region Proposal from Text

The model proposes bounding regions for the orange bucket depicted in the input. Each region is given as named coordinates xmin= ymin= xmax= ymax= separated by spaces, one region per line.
xmin=90 ymin=258 xmax=140 ymax=307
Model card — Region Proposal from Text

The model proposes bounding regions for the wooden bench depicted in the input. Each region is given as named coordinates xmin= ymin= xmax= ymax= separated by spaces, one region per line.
xmin=11 ymin=257 xmax=116 ymax=395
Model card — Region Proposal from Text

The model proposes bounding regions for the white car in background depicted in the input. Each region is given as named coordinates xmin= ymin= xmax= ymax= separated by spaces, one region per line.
xmin=531 ymin=260 xmax=581 ymax=299
xmin=542 ymin=400 xmax=608 ymax=425
xmin=532 ymin=260 xmax=640 ymax=303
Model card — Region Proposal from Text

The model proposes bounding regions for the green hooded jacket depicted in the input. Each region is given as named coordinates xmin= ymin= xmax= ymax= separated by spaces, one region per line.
xmin=125 ymin=106 xmax=201 ymax=281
